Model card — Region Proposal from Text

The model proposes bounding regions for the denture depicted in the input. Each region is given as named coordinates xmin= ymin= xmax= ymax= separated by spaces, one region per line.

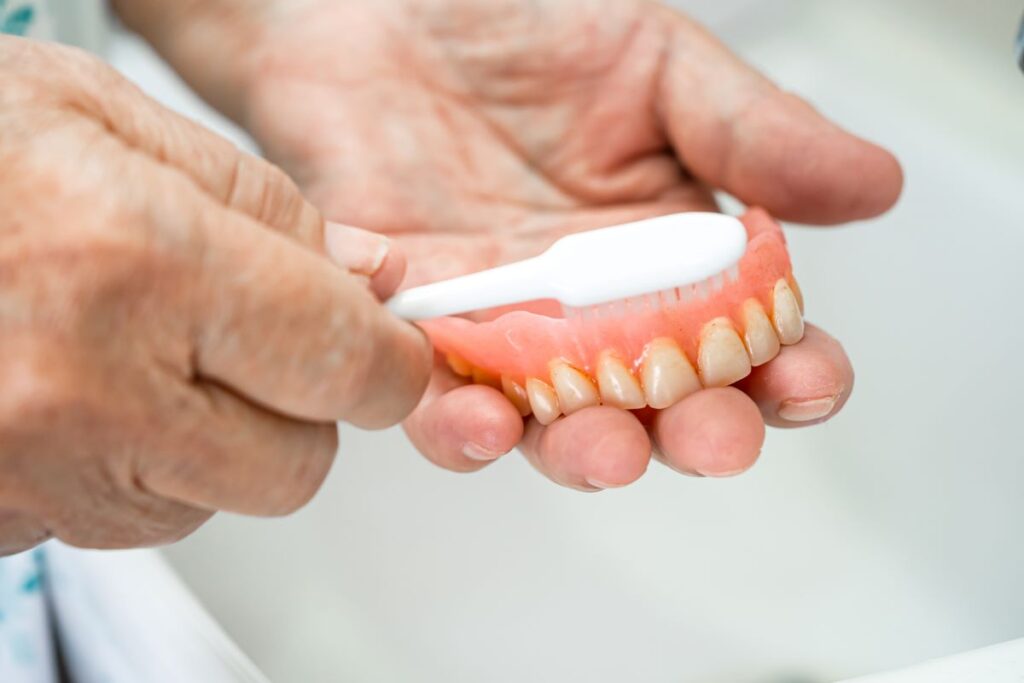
xmin=422 ymin=208 xmax=805 ymax=423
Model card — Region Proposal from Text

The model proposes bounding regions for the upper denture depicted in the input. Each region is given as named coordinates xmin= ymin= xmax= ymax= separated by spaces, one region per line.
xmin=424 ymin=208 xmax=805 ymax=419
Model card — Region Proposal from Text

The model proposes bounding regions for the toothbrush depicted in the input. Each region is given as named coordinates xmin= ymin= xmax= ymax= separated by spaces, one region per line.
xmin=386 ymin=212 xmax=747 ymax=321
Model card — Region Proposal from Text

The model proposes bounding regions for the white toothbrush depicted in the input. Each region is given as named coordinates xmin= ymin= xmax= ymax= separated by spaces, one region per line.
xmin=386 ymin=212 xmax=747 ymax=320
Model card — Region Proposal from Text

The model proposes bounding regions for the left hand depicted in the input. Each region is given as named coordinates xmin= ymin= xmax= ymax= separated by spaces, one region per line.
xmin=157 ymin=0 xmax=902 ymax=488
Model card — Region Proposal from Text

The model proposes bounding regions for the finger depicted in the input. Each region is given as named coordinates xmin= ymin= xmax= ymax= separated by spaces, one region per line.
xmin=189 ymin=190 xmax=432 ymax=427
xmin=0 ymin=347 xmax=215 ymax=550
xmin=737 ymin=323 xmax=853 ymax=428
xmin=62 ymin=51 xmax=412 ymax=301
xmin=141 ymin=382 xmax=338 ymax=517
xmin=656 ymin=8 xmax=903 ymax=224
xmin=324 ymin=222 xmax=407 ymax=300
xmin=13 ymin=461 xmax=214 ymax=550
xmin=520 ymin=407 xmax=650 ymax=491
xmin=79 ymin=55 xmax=408 ymax=294
xmin=77 ymin=73 xmax=403 ymax=293
xmin=403 ymin=363 xmax=523 ymax=472
xmin=48 ymin=503 xmax=212 ymax=551
xmin=0 ymin=509 xmax=50 ymax=557
xmin=79 ymin=63 xmax=328 ymax=246
xmin=650 ymin=388 xmax=765 ymax=477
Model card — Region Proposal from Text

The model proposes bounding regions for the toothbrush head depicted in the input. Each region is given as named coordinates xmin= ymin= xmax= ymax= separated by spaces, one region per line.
xmin=559 ymin=263 xmax=742 ymax=321
xmin=543 ymin=212 xmax=747 ymax=315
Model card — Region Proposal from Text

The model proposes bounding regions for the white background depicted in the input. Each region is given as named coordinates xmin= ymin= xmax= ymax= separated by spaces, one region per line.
xmin=107 ymin=1 xmax=1024 ymax=681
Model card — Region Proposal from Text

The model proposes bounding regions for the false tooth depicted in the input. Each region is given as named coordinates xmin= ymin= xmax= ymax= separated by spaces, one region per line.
xmin=446 ymin=353 xmax=473 ymax=377
xmin=640 ymin=338 xmax=702 ymax=409
xmin=596 ymin=352 xmax=646 ymax=410
xmin=501 ymin=377 xmax=532 ymax=417
xmin=526 ymin=378 xmax=561 ymax=425
xmin=789 ymin=276 xmax=805 ymax=314
xmin=549 ymin=361 xmax=600 ymax=414
xmin=740 ymin=299 xmax=781 ymax=366
xmin=772 ymin=279 xmax=805 ymax=345
xmin=698 ymin=318 xmax=752 ymax=387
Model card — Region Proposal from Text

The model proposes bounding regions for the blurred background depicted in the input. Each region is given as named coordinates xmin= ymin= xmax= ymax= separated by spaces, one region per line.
xmin=104 ymin=0 xmax=1024 ymax=681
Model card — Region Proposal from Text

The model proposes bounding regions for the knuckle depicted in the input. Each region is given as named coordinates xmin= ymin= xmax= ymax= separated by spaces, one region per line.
xmin=121 ymin=473 xmax=213 ymax=545
xmin=263 ymin=424 xmax=337 ymax=516
xmin=115 ymin=509 xmax=209 ymax=548
xmin=48 ymin=499 xmax=207 ymax=550
xmin=230 ymin=153 xmax=318 ymax=243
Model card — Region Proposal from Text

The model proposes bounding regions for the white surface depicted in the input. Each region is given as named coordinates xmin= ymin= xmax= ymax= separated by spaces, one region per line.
xmin=101 ymin=1 xmax=1024 ymax=681
xmin=46 ymin=543 xmax=267 ymax=683
xmin=388 ymin=212 xmax=746 ymax=318
xmin=0 ymin=550 xmax=56 ymax=683
xmin=842 ymin=639 xmax=1024 ymax=683
xmin=45 ymin=0 xmax=108 ymax=51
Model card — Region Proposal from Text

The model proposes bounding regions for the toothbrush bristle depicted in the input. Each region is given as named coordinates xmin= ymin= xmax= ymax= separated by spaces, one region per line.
xmin=562 ymin=265 xmax=738 ymax=321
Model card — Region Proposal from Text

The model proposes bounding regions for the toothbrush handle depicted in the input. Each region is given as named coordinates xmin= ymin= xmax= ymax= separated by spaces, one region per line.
xmin=387 ymin=257 xmax=549 ymax=320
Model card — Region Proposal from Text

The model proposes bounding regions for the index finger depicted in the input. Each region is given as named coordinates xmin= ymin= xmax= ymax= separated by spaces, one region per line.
xmin=189 ymin=190 xmax=432 ymax=428
xmin=82 ymin=60 xmax=326 ymax=246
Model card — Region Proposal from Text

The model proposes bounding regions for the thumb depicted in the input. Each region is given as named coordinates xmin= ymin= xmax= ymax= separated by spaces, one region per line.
xmin=655 ymin=8 xmax=903 ymax=224
xmin=323 ymin=222 xmax=408 ymax=300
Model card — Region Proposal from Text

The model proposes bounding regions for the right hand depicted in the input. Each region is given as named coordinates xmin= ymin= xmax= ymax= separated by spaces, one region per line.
xmin=0 ymin=37 xmax=432 ymax=555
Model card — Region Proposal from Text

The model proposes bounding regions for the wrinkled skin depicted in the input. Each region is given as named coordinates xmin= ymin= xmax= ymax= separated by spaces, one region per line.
xmin=201 ymin=0 xmax=902 ymax=488
xmin=0 ymin=37 xmax=431 ymax=554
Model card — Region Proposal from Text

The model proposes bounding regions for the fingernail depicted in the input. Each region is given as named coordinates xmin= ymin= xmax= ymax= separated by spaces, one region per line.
xmin=324 ymin=221 xmax=390 ymax=275
xmin=462 ymin=443 xmax=503 ymax=462
xmin=699 ymin=465 xmax=751 ymax=478
xmin=584 ymin=477 xmax=622 ymax=490
xmin=778 ymin=395 xmax=839 ymax=422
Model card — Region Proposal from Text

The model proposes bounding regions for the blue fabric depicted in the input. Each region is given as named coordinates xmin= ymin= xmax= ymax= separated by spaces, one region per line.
xmin=0 ymin=0 xmax=37 ymax=36
xmin=0 ymin=549 xmax=58 ymax=682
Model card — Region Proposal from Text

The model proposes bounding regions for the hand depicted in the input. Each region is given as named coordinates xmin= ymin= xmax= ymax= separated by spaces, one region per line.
xmin=0 ymin=37 xmax=431 ymax=554
xmin=203 ymin=0 xmax=901 ymax=488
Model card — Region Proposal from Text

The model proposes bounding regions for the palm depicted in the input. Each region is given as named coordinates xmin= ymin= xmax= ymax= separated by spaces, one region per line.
xmin=248 ymin=0 xmax=712 ymax=285
xmin=241 ymin=0 xmax=899 ymax=486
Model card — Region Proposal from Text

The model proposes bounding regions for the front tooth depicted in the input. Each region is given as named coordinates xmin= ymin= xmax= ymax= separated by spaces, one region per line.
xmin=501 ymin=377 xmax=532 ymax=417
xmin=698 ymin=317 xmax=752 ymax=387
xmin=596 ymin=352 xmax=646 ymax=410
xmin=640 ymin=337 xmax=702 ymax=409
xmin=740 ymin=299 xmax=781 ymax=366
xmin=526 ymin=378 xmax=561 ymax=425
xmin=788 ymin=276 xmax=805 ymax=314
xmin=772 ymin=279 xmax=805 ymax=345
xmin=549 ymin=361 xmax=600 ymax=414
